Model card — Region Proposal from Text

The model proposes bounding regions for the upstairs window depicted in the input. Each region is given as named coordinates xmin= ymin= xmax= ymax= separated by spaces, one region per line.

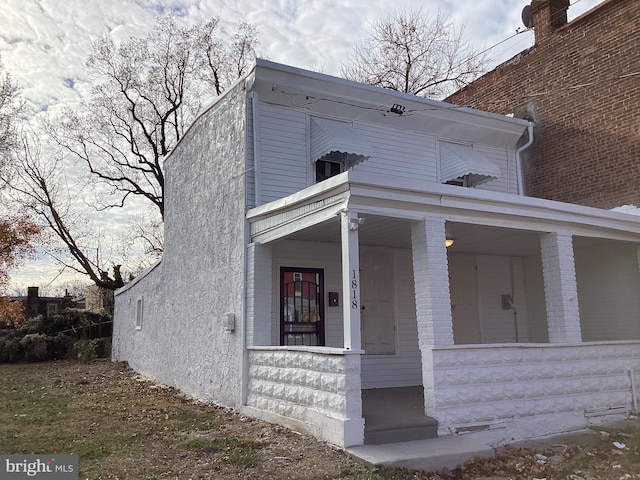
xmin=315 ymin=154 xmax=344 ymax=182
xmin=310 ymin=117 xmax=373 ymax=183
xmin=439 ymin=142 xmax=501 ymax=187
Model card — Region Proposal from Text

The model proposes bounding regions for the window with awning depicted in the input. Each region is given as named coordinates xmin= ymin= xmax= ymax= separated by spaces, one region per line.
xmin=440 ymin=142 xmax=501 ymax=187
xmin=310 ymin=117 xmax=373 ymax=182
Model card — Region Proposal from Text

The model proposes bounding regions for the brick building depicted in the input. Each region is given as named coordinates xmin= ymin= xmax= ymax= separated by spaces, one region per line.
xmin=446 ymin=0 xmax=640 ymax=209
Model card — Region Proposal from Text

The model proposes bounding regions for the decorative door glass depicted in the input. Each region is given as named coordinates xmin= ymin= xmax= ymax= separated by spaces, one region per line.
xmin=280 ymin=268 xmax=325 ymax=346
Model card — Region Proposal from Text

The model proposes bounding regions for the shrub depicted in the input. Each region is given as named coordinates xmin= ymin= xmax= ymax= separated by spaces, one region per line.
xmin=22 ymin=315 xmax=44 ymax=334
xmin=46 ymin=334 xmax=75 ymax=360
xmin=0 ymin=337 xmax=22 ymax=363
xmin=74 ymin=338 xmax=112 ymax=363
xmin=20 ymin=334 xmax=49 ymax=362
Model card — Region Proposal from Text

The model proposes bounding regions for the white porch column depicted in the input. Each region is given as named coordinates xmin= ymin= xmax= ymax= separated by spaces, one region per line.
xmin=246 ymin=242 xmax=273 ymax=346
xmin=341 ymin=211 xmax=362 ymax=351
xmin=540 ymin=232 xmax=582 ymax=343
xmin=411 ymin=217 xmax=454 ymax=414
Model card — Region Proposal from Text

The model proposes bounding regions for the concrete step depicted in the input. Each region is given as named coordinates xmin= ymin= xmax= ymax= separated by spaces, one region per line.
xmin=364 ymin=419 xmax=439 ymax=444
xmin=362 ymin=386 xmax=439 ymax=445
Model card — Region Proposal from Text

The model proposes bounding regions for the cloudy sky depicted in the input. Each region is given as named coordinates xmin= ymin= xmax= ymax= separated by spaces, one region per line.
xmin=1 ymin=0 xmax=603 ymax=293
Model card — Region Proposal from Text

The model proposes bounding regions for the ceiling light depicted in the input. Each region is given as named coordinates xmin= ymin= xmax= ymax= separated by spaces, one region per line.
xmin=445 ymin=238 xmax=455 ymax=248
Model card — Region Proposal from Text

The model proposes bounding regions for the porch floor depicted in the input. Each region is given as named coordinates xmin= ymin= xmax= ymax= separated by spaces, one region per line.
xmin=362 ymin=386 xmax=438 ymax=444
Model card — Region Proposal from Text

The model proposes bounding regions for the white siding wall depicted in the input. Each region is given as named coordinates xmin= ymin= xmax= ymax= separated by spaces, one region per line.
xmin=259 ymin=104 xmax=308 ymax=203
xmin=354 ymin=123 xmax=438 ymax=183
xmin=256 ymin=103 xmax=516 ymax=206
xmin=246 ymin=96 xmax=256 ymax=208
xmin=575 ymin=241 xmax=640 ymax=341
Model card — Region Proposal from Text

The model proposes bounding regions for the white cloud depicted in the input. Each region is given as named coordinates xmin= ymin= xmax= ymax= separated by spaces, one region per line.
xmin=0 ymin=0 xmax=606 ymax=289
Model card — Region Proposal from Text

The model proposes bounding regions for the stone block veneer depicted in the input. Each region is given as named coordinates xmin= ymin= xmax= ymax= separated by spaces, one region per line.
xmin=432 ymin=342 xmax=640 ymax=440
xmin=244 ymin=347 xmax=364 ymax=447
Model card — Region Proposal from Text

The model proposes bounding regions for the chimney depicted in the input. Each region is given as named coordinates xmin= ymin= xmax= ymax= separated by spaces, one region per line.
xmin=27 ymin=286 xmax=39 ymax=317
xmin=530 ymin=0 xmax=570 ymax=45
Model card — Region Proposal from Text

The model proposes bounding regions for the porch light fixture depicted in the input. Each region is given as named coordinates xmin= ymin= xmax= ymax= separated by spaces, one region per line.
xmin=349 ymin=217 xmax=365 ymax=231
xmin=445 ymin=238 xmax=455 ymax=248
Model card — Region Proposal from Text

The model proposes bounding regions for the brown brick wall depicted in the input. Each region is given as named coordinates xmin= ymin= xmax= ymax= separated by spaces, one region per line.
xmin=446 ymin=0 xmax=640 ymax=210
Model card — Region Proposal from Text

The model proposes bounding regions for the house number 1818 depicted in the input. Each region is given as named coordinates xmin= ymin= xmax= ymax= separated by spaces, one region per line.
xmin=351 ymin=269 xmax=358 ymax=309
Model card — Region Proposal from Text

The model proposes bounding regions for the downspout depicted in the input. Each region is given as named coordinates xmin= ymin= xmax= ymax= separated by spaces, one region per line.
xmin=516 ymin=122 xmax=535 ymax=195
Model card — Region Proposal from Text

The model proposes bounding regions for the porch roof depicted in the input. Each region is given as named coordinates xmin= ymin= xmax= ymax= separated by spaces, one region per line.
xmin=246 ymin=171 xmax=640 ymax=253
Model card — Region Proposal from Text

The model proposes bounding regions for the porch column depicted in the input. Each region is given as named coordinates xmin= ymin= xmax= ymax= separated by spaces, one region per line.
xmin=246 ymin=242 xmax=273 ymax=346
xmin=340 ymin=211 xmax=362 ymax=351
xmin=411 ymin=217 xmax=454 ymax=414
xmin=540 ymin=232 xmax=582 ymax=343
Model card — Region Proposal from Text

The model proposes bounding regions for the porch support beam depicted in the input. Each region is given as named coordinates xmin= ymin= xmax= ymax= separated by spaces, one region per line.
xmin=540 ymin=232 xmax=582 ymax=343
xmin=411 ymin=217 xmax=454 ymax=415
xmin=340 ymin=210 xmax=362 ymax=351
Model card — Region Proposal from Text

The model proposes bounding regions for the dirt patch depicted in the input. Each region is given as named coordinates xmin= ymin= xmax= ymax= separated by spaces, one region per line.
xmin=1 ymin=360 xmax=639 ymax=479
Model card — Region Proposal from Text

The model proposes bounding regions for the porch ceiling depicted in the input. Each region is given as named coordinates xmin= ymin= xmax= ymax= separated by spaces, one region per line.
xmin=286 ymin=216 xmax=545 ymax=257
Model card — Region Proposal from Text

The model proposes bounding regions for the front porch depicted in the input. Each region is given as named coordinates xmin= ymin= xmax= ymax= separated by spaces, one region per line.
xmin=243 ymin=171 xmax=640 ymax=448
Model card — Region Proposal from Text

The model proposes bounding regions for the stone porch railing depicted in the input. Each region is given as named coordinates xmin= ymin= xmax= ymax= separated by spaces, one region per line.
xmin=242 ymin=346 xmax=365 ymax=447
xmin=432 ymin=341 xmax=640 ymax=442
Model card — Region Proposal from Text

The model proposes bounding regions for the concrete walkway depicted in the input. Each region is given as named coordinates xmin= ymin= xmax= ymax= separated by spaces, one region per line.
xmin=348 ymin=418 xmax=640 ymax=473
xmin=348 ymin=435 xmax=495 ymax=472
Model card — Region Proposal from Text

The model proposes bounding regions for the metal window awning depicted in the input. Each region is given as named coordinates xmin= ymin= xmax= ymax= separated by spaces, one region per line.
xmin=310 ymin=117 xmax=373 ymax=168
xmin=440 ymin=142 xmax=501 ymax=186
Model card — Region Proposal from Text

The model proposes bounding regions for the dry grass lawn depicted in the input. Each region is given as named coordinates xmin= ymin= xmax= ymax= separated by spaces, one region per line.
xmin=1 ymin=360 xmax=640 ymax=480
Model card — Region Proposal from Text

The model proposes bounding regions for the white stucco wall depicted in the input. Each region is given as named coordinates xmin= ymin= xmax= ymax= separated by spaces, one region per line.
xmin=113 ymin=81 xmax=248 ymax=408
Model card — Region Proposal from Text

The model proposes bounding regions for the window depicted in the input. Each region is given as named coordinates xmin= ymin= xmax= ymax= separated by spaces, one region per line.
xmin=47 ymin=303 xmax=58 ymax=316
xmin=315 ymin=157 xmax=343 ymax=182
xmin=439 ymin=142 xmax=501 ymax=187
xmin=310 ymin=117 xmax=373 ymax=183
xmin=280 ymin=268 xmax=325 ymax=346
xmin=135 ymin=297 xmax=144 ymax=330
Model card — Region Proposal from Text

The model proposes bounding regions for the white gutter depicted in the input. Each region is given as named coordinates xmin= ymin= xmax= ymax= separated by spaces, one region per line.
xmin=516 ymin=122 xmax=535 ymax=195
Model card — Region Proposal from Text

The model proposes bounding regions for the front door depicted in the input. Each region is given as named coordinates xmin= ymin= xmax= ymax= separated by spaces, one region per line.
xmin=360 ymin=250 xmax=396 ymax=355
xmin=448 ymin=253 xmax=481 ymax=344
xmin=280 ymin=267 xmax=325 ymax=346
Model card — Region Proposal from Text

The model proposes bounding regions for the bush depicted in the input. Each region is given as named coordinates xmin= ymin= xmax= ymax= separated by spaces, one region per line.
xmin=74 ymin=338 xmax=112 ymax=363
xmin=0 ymin=337 xmax=22 ymax=363
xmin=0 ymin=308 xmax=113 ymax=363
xmin=20 ymin=334 xmax=49 ymax=362
xmin=47 ymin=334 xmax=75 ymax=360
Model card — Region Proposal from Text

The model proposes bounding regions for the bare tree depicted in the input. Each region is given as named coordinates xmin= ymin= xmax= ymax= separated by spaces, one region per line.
xmin=0 ymin=57 xmax=22 ymax=179
xmin=6 ymin=132 xmax=124 ymax=290
xmin=341 ymin=9 xmax=490 ymax=99
xmin=45 ymin=15 xmax=258 ymax=220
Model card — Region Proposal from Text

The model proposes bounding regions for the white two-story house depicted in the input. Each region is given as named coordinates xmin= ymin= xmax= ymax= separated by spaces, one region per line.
xmin=113 ymin=59 xmax=640 ymax=449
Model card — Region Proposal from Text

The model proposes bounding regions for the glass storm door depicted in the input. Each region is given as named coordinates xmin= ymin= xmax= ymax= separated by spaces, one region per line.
xmin=280 ymin=268 xmax=325 ymax=346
